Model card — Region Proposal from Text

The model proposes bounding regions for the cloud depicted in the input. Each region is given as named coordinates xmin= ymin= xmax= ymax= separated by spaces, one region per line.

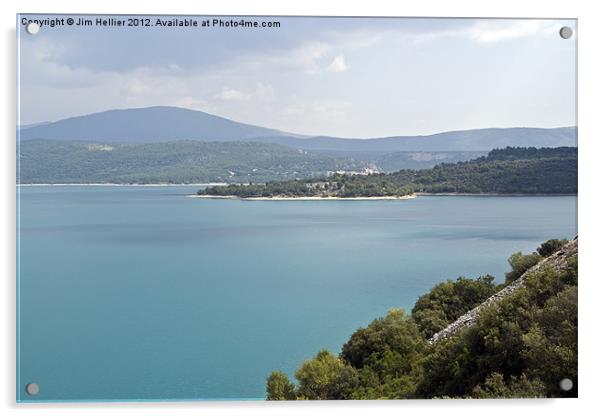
xmin=228 ymin=41 xmax=331 ymax=76
xmin=467 ymin=20 xmax=558 ymax=43
xmin=18 ymin=18 xmax=574 ymax=136
xmin=326 ymin=55 xmax=349 ymax=73
xmin=408 ymin=19 xmax=561 ymax=45
xmin=215 ymin=87 xmax=250 ymax=102
xmin=215 ymin=83 xmax=276 ymax=103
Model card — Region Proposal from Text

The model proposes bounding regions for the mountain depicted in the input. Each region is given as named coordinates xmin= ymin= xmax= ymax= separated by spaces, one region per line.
xmin=18 ymin=106 xmax=291 ymax=143
xmin=18 ymin=140 xmax=368 ymax=184
xmin=18 ymin=121 xmax=51 ymax=130
xmin=19 ymin=106 xmax=576 ymax=152
xmin=253 ymin=127 xmax=576 ymax=152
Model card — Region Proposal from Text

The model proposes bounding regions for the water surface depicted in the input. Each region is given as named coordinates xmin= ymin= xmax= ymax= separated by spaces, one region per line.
xmin=17 ymin=186 xmax=577 ymax=401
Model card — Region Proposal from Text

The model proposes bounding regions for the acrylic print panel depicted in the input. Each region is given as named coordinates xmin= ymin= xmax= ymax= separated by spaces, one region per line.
xmin=16 ymin=14 xmax=577 ymax=402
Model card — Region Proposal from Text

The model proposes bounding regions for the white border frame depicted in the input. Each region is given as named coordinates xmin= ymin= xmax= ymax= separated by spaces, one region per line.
xmin=2 ymin=1 xmax=600 ymax=416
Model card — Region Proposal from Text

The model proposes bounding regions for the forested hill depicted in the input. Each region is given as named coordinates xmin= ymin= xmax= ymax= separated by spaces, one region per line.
xmin=199 ymin=146 xmax=577 ymax=198
xmin=390 ymin=146 xmax=577 ymax=194
xmin=18 ymin=140 xmax=368 ymax=184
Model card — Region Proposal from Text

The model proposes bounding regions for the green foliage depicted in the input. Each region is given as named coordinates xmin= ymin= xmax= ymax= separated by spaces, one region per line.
xmin=411 ymin=276 xmax=497 ymax=338
xmin=418 ymin=258 xmax=578 ymax=399
xmin=18 ymin=139 xmax=367 ymax=184
xmin=341 ymin=309 xmax=426 ymax=369
xmin=485 ymin=146 xmax=576 ymax=161
xmin=471 ymin=373 xmax=547 ymax=399
xmin=505 ymin=252 xmax=543 ymax=283
xmin=267 ymin=240 xmax=577 ymax=400
xmin=200 ymin=175 xmax=415 ymax=198
xmin=294 ymin=350 xmax=358 ymax=400
xmin=537 ymin=238 xmax=569 ymax=257
xmin=389 ymin=146 xmax=577 ymax=194
xmin=338 ymin=309 xmax=427 ymax=399
xmin=266 ymin=371 xmax=296 ymax=400
xmin=521 ymin=286 xmax=578 ymax=397
xmin=203 ymin=146 xmax=577 ymax=197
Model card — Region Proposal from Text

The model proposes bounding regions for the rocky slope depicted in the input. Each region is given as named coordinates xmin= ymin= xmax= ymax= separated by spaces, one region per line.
xmin=429 ymin=237 xmax=578 ymax=344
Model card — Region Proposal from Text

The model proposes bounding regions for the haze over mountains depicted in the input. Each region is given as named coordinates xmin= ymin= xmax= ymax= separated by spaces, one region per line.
xmin=20 ymin=106 xmax=576 ymax=152
xmin=18 ymin=106 xmax=577 ymax=184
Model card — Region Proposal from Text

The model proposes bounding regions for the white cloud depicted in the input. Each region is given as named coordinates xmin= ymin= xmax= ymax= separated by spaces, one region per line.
xmin=215 ymin=87 xmax=250 ymax=102
xmin=326 ymin=55 xmax=349 ymax=73
xmin=408 ymin=20 xmax=560 ymax=45
xmin=467 ymin=20 xmax=558 ymax=43
xmin=214 ymin=83 xmax=276 ymax=104
xmin=232 ymin=41 xmax=333 ymax=75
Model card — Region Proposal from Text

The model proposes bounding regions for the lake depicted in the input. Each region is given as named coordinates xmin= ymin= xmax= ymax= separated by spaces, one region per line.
xmin=16 ymin=186 xmax=577 ymax=401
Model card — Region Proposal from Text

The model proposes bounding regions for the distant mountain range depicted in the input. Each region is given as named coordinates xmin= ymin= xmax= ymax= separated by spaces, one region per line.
xmin=19 ymin=106 xmax=576 ymax=152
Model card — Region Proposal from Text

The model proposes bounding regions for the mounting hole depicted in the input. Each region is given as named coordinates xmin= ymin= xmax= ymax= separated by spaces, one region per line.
xmin=559 ymin=26 xmax=573 ymax=39
xmin=25 ymin=383 xmax=40 ymax=396
xmin=559 ymin=378 xmax=573 ymax=391
xmin=26 ymin=22 xmax=40 ymax=35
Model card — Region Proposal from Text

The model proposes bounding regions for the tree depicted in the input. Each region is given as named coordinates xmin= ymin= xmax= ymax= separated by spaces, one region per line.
xmin=537 ymin=239 xmax=568 ymax=257
xmin=341 ymin=309 xmax=426 ymax=370
xmin=412 ymin=276 xmax=497 ymax=338
xmin=266 ymin=371 xmax=297 ymax=400
xmin=471 ymin=373 xmax=547 ymax=399
xmin=505 ymin=252 xmax=542 ymax=283
xmin=294 ymin=350 xmax=358 ymax=400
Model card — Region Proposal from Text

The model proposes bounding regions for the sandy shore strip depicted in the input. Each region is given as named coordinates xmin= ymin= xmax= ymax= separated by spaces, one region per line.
xmin=189 ymin=194 xmax=416 ymax=201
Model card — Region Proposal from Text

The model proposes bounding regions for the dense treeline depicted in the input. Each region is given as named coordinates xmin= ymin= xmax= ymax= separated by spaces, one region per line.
xmin=266 ymin=238 xmax=577 ymax=400
xmin=390 ymin=146 xmax=577 ymax=194
xmin=199 ymin=147 xmax=577 ymax=197
xmin=200 ymin=177 xmax=414 ymax=198
xmin=484 ymin=146 xmax=576 ymax=161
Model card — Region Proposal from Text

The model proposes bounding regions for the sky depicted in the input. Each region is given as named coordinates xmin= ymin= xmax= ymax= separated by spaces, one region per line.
xmin=17 ymin=15 xmax=577 ymax=138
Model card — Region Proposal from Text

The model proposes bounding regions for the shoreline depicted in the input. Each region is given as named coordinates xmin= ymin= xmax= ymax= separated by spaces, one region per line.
xmin=190 ymin=194 xmax=417 ymax=201
xmin=191 ymin=192 xmax=576 ymax=200
xmin=17 ymin=183 xmax=228 ymax=187
xmin=16 ymin=184 xmax=576 ymax=198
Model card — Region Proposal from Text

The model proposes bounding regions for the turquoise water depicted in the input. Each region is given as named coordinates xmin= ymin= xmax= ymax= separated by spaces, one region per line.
xmin=17 ymin=186 xmax=577 ymax=401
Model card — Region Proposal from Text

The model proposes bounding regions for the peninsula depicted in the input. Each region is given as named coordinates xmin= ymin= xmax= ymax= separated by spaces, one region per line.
xmin=197 ymin=147 xmax=577 ymax=199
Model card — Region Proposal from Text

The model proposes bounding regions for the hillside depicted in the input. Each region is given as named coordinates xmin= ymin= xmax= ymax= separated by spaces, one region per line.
xmin=19 ymin=106 xmax=576 ymax=152
xmin=312 ymin=149 xmax=489 ymax=171
xmin=199 ymin=147 xmax=578 ymax=198
xmin=18 ymin=140 xmax=368 ymax=184
xmin=266 ymin=238 xmax=578 ymax=400
xmin=429 ymin=237 xmax=578 ymax=344
xmin=390 ymin=146 xmax=577 ymax=194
